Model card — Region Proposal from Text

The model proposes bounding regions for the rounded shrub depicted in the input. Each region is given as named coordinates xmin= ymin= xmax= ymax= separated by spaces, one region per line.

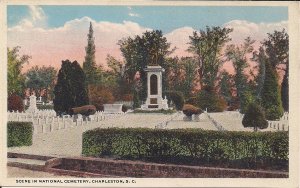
xmin=69 ymin=105 xmax=96 ymax=116
xmin=122 ymin=105 xmax=129 ymax=112
xmin=8 ymin=94 xmax=24 ymax=112
xmin=242 ymin=102 xmax=268 ymax=131
xmin=164 ymin=91 xmax=184 ymax=110
xmin=89 ymin=86 xmax=115 ymax=111
xmin=182 ymin=104 xmax=202 ymax=117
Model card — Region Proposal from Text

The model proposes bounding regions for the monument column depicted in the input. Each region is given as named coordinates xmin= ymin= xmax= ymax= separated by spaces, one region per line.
xmin=141 ymin=65 xmax=168 ymax=110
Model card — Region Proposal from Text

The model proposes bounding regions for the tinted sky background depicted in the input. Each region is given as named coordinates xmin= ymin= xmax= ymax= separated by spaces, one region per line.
xmin=7 ymin=5 xmax=288 ymax=72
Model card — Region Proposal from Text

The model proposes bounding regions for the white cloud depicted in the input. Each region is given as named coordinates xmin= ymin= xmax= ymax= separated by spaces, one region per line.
xmin=129 ymin=13 xmax=140 ymax=17
xmin=165 ymin=27 xmax=194 ymax=57
xmin=8 ymin=16 xmax=150 ymax=69
xmin=17 ymin=5 xmax=47 ymax=29
xmin=28 ymin=5 xmax=46 ymax=22
xmin=223 ymin=20 xmax=288 ymax=44
xmin=8 ymin=12 xmax=287 ymax=71
xmin=163 ymin=20 xmax=287 ymax=58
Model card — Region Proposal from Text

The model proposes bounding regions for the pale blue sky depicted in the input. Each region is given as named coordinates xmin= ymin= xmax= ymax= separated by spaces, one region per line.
xmin=8 ymin=6 xmax=288 ymax=33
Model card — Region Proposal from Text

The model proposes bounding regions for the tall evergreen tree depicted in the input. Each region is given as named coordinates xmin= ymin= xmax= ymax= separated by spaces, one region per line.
xmin=261 ymin=61 xmax=283 ymax=120
xmin=225 ymin=37 xmax=255 ymax=113
xmin=242 ymin=102 xmax=268 ymax=132
xmin=281 ymin=67 xmax=289 ymax=112
xmin=252 ymin=47 xmax=267 ymax=100
xmin=219 ymin=71 xmax=233 ymax=105
xmin=54 ymin=60 xmax=89 ymax=115
xmin=70 ymin=61 xmax=89 ymax=107
xmin=54 ymin=60 xmax=74 ymax=114
xmin=83 ymin=22 xmax=98 ymax=85
xmin=263 ymin=29 xmax=289 ymax=112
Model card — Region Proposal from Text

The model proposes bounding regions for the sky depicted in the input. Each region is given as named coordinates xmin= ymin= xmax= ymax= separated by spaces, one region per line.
xmin=7 ymin=5 xmax=288 ymax=72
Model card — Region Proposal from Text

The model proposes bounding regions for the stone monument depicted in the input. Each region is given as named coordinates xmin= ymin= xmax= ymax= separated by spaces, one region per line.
xmin=26 ymin=94 xmax=38 ymax=113
xmin=141 ymin=65 xmax=168 ymax=110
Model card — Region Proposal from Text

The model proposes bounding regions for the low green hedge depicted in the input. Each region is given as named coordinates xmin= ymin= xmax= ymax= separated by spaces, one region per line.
xmin=7 ymin=122 xmax=33 ymax=147
xmin=133 ymin=109 xmax=176 ymax=114
xmin=37 ymin=104 xmax=54 ymax=110
xmin=82 ymin=128 xmax=288 ymax=170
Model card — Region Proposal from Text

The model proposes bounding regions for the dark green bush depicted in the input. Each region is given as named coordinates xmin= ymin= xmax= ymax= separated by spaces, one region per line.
xmin=196 ymin=87 xmax=227 ymax=112
xmin=82 ymin=128 xmax=288 ymax=170
xmin=37 ymin=104 xmax=54 ymax=110
xmin=242 ymin=103 xmax=268 ymax=131
xmin=133 ymin=109 xmax=176 ymax=114
xmin=122 ymin=105 xmax=129 ymax=112
xmin=164 ymin=91 xmax=185 ymax=110
xmin=7 ymin=122 xmax=33 ymax=147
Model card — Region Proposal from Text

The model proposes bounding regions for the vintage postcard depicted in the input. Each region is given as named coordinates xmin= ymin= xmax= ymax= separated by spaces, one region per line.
xmin=0 ymin=0 xmax=299 ymax=187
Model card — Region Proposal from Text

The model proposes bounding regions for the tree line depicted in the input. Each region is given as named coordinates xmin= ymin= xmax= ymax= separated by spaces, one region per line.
xmin=7 ymin=22 xmax=288 ymax=121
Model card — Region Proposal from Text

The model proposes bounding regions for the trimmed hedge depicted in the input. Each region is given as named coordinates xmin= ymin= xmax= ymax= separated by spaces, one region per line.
xmin=133 ymin=109 xmax=176 ymax=114
xmin=163 ymin=91 xmax=185 ymax=110
xmin=7 ymin=122 xmax=33 ymax=147
xmin=37 ymin=104 xmax=54 ymax=110
xmin=82 ymin=128 xmax=288 ymax=170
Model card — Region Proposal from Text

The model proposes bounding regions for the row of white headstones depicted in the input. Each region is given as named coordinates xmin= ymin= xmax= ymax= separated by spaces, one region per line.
xmin=8 ymin=110 xmax=126 ymax=134
xmin=207 ymin=111 xmax=289 ymax=132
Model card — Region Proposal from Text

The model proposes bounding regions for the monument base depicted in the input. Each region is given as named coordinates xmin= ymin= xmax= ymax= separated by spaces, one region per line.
xmin=141 ymin=97 xmax=169 ymax=110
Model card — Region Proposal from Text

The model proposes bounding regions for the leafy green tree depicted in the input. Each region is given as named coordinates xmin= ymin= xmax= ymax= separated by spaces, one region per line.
xmin=118 ymin=30 xmax=173 ymax=102
xmin=163 ymin=91 xmax=185 ymax=110
xmin=106 ymin=55 xmax=132 ymax=100
xmin=53 ymin=60 xmax=89 ymax=115
xmin=261 ymin=61 xmax=283 ymax=120
xmin=163 ymin=57 xmax=198 ymax=98
xmin=263 ymin=29 xmax=288 ymax=69
xmin=83 ymin=22 xmax=98 ymax=85
xmin=196 ymin=86 xmax=227 ymax=112
xmin=187 ymin=26 xmax=233 ymax=88
xmin=242 ymin=102 xmax=268 ymax=132
xmin=8 ymin=47 xmax=31 ymax=96
xmin=180 ymin=57 xmax=198 ymax=98
xmin=25 ymin=66 xmax=57 ymax=100
xmin=225 ymin=37 xmax=255 ymax=113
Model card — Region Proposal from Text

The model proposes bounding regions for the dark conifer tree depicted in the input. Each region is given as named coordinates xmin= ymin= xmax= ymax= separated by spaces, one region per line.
xmin=83 ymin=22 xmax=98 ymax=85
xmin=54 ymin=60 xmax=74 ymax=114
xmin=219 ymin=71 xmax=233 ymax=106
xmin=261 ymin=61 xmax=283 ymax=120
xmin=54 ymin=60 xmax=89 ymax=115
xmin=242 ymin=102 xmax=268 ymax=132
xmin=70 ymin=61 xmax=89 ymax=107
